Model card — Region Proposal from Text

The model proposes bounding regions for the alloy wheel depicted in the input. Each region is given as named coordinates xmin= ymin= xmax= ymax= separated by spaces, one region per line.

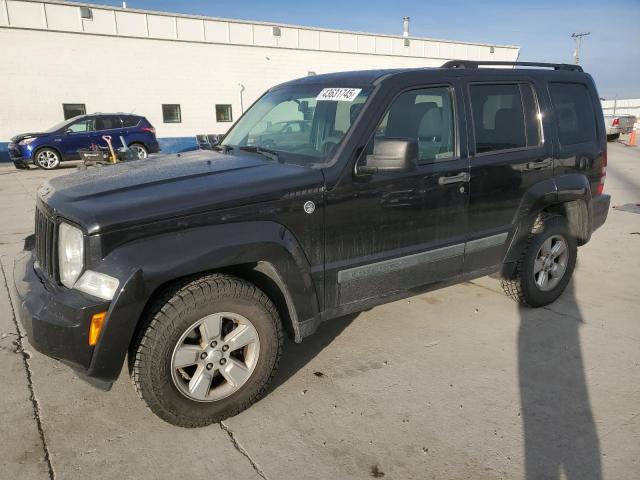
xmin=533 ymin=234 xmax=569 ymax=292
xmin=170 ymin=312 xmax=260 ymax=402
xmin=35 ymin=150 xmax=60 ymax=169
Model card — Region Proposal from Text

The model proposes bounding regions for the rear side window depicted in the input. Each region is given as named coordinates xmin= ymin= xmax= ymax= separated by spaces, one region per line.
xmin=95 ymin=116 xmax=119 ymax=131
xmin=470 ymin=84 xmax=527 ymax=153
xmin=548 ymin=83 xmax=596 ymax=145
xmin=121 ymin=116 xmax=140 ymax=128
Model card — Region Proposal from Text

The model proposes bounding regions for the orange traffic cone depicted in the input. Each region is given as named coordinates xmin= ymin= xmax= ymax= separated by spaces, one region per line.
xmin=629 ymin=130 xmax=637 ymax=147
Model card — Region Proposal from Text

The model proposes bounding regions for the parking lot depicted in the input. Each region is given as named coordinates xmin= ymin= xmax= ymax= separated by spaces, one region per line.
xmin=0 ymin=142 xmax=638 ymax=479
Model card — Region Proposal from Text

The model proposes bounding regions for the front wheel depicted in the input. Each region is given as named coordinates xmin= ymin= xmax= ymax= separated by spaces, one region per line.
xmin=34 ymin=148 xmax=61 ymax=170
xmin=501 ymin=214 xmax=577 ymax=307
xmin=130 ymin=274 xmax=282 ymax=427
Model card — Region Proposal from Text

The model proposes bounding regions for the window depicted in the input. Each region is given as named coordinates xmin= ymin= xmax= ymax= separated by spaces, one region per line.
xmin=221 ymin=85 xmax=371 ymax=163
xmin=66 ymin=118 xmax=95 ymax=133
xmin=162 ymin=104 xmax=181 ymax=123
xmin=216 ymin=104 xmax=233 ymax=122
xmin=95 ymin=116 xmax=120 ymax=131
xmin=470 ymin=84 xmax=538 ymax=154
xmin=549 ymin=83 xmax=596 ymax=145
xmin=80 ymin=7 xmax=92 ymax=19
xmin=62 ymin=103 xmax=86 ymax=120
xmin=121 ymin=116 xmax=140 ymax=128
xmin=372 ymin=86 xmax=456 ymax=163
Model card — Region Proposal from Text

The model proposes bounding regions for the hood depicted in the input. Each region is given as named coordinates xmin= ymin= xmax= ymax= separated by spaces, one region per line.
xmin=38 ymin=150 xmax=324 ymax=234
xmin=11 ymin=132 xmax=50 ymax=143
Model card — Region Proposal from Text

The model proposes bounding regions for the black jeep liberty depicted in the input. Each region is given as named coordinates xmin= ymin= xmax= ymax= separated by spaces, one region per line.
xmin=15 ymin=61 xmax=610 ymax=427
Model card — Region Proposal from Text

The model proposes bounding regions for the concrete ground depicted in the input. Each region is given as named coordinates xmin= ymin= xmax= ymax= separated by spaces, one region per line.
xmin=0 ymin=143 xmax=638 ymax=480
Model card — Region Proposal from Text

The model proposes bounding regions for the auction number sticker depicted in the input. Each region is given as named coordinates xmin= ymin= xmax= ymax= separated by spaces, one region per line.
xmin=316 ymin=88 xmax=362 ymax=102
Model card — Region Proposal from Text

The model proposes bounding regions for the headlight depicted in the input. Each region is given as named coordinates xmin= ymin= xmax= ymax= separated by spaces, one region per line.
xmin=58 ymin=222 xmax=84 ymax=288
xmin=74 ymin=270 xmax=120 ymax=300
xmin=18 ymin=137 xmax=37 ymax=145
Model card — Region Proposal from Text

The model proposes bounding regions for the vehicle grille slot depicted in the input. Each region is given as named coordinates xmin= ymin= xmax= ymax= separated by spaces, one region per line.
xmin=35 ymin=208 xmax=56 ymax=279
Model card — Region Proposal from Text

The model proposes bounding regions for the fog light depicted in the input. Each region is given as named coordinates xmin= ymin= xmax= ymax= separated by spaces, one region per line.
xmin=74 ymin=270 xmax=119 ymax=300
xmin=89 ymin=312 xmax=107 ymax=346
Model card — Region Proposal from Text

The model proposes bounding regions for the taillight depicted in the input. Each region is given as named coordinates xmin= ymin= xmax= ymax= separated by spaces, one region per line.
xmin=596 ymin=149 xmax=607 ymax=195
xmin=612 ymin=118 xmax=619 ymax=127
xmin=141 ymin=127 xmax=156 ymax=134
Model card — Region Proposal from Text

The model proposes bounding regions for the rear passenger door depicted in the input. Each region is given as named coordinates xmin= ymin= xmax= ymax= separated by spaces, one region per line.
xmin=463 ymin=80 xmax=553 ymax=272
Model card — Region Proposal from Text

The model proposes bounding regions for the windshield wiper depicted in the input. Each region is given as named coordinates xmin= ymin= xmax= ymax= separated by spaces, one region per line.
xmin=238 ymin=146 xmax=281 ymax=163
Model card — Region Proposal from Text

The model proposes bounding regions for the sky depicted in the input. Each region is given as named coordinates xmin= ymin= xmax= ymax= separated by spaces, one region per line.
xmin=88 ymin=0 xmax=640 ymax=99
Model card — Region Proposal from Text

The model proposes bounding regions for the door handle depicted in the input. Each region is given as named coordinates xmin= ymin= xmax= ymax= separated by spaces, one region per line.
xmin=438 ymin=172 xmax=470 ymax=185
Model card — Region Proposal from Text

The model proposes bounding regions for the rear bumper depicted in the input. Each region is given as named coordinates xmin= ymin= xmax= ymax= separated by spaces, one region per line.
xmin=591 ymin=194 xmax=610 ymax=233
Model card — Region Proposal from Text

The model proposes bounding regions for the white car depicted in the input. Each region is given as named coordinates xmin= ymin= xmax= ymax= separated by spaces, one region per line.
xmin=604 ymin=114 xmax=636 ymax=141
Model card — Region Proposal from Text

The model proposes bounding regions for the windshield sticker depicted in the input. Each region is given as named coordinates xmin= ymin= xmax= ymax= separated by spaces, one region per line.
xmin=316 ymin=88 xmax=362 ymax=102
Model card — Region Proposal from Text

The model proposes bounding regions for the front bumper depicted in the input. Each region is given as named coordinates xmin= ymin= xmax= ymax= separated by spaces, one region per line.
xmin=13 ymin=248 xmax=111 ymax=383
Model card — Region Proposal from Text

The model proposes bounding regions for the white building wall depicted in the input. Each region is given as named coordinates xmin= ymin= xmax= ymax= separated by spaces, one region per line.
xmin=0 ymin=0 xmax=520 ymax=141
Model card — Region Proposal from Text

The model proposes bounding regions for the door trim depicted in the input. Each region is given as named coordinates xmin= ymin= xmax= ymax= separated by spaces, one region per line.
xmin=337 ymin=232 xmax=508 ymax=284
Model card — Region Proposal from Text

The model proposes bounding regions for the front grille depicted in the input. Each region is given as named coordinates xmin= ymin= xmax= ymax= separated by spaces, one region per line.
xmin=35 ymin=208 xmax=56 ymax=279
xmin=8 ymin=143 xmax=22 ymax=158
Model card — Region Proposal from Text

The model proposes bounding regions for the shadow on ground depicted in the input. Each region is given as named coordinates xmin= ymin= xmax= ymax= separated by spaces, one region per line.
xmin=519 ymin=281 xmax=602 ymax=479
xmin=268 ymin=313 xmax=359 ymax=392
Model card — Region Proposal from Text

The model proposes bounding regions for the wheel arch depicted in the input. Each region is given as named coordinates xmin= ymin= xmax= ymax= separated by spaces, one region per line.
xmin=87 ymin=221 xmax=321 ymax=382
xmin=501 ymin=174 xmax=592 ymax=277
xmin=32 ymin=145 xmax=63 ymax=162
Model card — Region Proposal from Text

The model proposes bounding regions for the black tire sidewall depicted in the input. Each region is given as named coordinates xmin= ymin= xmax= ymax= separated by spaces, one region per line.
xmin=520 ymin=218 xmax=576 ymax=307
xmin=138 ymin=286 xmax=280 ymax=425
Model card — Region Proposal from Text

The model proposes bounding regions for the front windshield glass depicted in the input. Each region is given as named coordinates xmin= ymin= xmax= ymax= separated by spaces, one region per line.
xmin=222 ymin=85 xmax=371 ymax=165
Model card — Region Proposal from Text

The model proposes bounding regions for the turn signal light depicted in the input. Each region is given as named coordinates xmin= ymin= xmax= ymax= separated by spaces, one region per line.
xmin=89 ymin=312 xmax=107 ymax=346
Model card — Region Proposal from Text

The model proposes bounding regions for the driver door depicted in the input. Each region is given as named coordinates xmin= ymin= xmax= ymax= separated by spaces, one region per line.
xmin=60 ymin=117 xmax=96 ymax=159
xmin=324 ymin=83 xmax=470 ymax=309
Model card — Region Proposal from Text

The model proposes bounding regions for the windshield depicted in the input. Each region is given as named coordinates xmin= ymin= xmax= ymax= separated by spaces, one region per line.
xmin=44 ymin=116 xmax=84 ymax=133
xmin=222 ymin=85 xmax=371 ymax=165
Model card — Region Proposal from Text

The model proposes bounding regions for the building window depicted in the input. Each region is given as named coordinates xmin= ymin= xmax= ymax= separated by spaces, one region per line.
xmin=216 ymin=104 xmax=233 ymax=122
xmin=162 ymin=104 xmax=181 ymax=123
xmin=80 ymin=7 xmax=93 ymax=19
xmin=62 ymin=103 xmax=86 ymax=120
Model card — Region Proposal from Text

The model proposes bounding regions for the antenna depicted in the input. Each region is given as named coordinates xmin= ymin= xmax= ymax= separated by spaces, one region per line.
xmin=571 ymin=32 xmax=590 ymax=65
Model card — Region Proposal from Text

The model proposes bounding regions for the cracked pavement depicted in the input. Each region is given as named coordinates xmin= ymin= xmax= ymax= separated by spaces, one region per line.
xmin=0 ymin=143 xmax=638 ymax=479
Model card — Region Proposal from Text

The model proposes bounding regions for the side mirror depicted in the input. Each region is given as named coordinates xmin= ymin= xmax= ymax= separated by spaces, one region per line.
xmin=357 ymin=138 xmax=418 ymax=175
xmin=65 ymin=128 xmax=73 ymax=134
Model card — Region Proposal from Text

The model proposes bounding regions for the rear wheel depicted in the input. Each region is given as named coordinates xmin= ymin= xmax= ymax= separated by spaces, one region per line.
xmin=129 ymin=143 xmax=148 ymax=159
xmin=34 ymin=148 xmax=60 ymax=170
xmin=501 ymin=214 xmax=576 ymax=307
xmin=607 ymin=134 xmax=620 ymax=142
xmin=130 ymin=274 xmax=282 ymax=427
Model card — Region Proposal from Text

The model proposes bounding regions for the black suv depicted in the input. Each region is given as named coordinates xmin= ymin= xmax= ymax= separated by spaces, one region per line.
xmin=14 ymin=61 xmax=610 ymax=427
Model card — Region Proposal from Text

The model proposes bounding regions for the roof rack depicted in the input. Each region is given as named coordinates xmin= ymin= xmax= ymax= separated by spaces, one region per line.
xmin=441 ymin=60 xmax=583 ymax=72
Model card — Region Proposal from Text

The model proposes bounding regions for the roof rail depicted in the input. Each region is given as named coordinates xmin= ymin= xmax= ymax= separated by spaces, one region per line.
xmin=441 ymin=60 xmax=583 ymax=72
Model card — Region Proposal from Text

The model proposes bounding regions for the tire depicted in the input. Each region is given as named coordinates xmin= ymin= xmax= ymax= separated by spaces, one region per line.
xmin=501 ymin=214 xmax=576 ymax=307
xmin=33 ymin=148 xmax=61 ymax=170
xmin=130 ymin=273 xmax=282 ymax=427
xmin=129 ymin=143 xmax=148 ymax=159
xmin=607 ymin=134 xmax=620 ymax=142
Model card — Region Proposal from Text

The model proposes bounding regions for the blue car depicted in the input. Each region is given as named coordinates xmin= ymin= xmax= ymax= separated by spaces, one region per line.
xmin=9 ymin=113 xmax=160 ymax=169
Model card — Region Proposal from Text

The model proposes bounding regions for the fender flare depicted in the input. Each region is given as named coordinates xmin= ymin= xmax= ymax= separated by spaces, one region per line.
xmin=87 ymin=220 xmax=320 ymax=381
xmin=502 ymin=174 xmax=592 ymax=274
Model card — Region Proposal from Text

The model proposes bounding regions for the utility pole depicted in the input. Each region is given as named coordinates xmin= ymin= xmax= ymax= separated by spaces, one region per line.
xmin=571 ymin=32 xmax=590 ymax=65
